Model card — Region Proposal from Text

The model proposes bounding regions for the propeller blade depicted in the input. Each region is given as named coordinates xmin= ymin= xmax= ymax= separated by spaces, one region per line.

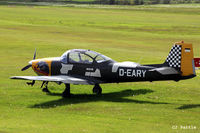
xmin=21 ymin=64 xmax=32 ymax=71
xmin=33 ymin=48 xmax=36 ymax=60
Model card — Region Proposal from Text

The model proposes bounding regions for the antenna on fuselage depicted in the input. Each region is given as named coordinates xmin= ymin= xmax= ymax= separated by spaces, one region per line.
xmin=137 ymin=56 xmax=143 ymax=64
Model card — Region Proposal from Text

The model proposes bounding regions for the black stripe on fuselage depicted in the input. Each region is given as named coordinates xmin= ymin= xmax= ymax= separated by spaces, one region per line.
xmin=50 ymin=60 xmax=188 ymax=84
xmin=51 ymin=60 xmax=62 ymax=75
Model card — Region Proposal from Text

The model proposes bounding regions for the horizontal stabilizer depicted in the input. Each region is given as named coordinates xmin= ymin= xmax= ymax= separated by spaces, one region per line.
xmin=149 ymin=67 xmax=180 ymax=75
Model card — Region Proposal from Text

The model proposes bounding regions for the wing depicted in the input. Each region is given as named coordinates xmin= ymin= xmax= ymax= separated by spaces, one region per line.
xmin=10 ymin=75 xmax=102 ymax=85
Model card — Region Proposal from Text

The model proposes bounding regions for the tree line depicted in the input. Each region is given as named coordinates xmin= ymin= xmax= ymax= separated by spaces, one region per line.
xmin=98 ymin=0 xmax=200 ymax=5
xmin=6 ymin=0 xmax=200 ymax=5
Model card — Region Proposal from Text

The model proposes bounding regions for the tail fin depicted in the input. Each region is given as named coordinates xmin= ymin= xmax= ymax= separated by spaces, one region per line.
xmin=165 ymin=41 xmax=196 ymax=77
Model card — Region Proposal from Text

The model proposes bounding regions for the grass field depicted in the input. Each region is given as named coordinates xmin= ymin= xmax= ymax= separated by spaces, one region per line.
xmin=0 ymin=4 xmax=200 ymax=133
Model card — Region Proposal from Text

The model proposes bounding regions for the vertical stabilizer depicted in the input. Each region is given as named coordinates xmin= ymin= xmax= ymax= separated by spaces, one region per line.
xmin=165 ymin=41 xmax=196 ymax=77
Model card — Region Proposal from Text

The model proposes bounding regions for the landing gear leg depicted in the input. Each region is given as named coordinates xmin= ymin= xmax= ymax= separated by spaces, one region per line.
xmin=27 ymin=80 xmax=35 ymax=86
xmin=42 ymin=81 xmax=50 ymax=93
xmin=93 ymin=84 xmax=102 ymax=95
xmin=62 ymin=84 xmax=71 ymax=98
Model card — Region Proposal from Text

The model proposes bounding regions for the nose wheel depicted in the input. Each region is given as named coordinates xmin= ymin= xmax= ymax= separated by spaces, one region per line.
xmin=93 ymin=84 xmax=102 ymax=95
xmin=41 ymin=81 xmax=50 ymax=93
xmin=27 ymin=80 xmax=35 ymax=86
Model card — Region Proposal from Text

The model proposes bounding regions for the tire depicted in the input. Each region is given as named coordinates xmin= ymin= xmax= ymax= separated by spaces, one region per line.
xmin=93 ymin=84 xmax=102 ymax=95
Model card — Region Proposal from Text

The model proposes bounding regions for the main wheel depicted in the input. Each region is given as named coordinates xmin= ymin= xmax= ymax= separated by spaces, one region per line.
xmin=62 ymin=91 xmax=71 ymax=98
xmin=62 ymin=84 xmax=71 ymax=98
xmin=93 ymin=84 xmax=102 ymax=95
xmin=42 ymin=87 xmax=50 ymax=93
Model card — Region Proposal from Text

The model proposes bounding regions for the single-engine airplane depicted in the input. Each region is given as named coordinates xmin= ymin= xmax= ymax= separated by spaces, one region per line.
xmin=11 ymin=41 xmax=197 ymax=98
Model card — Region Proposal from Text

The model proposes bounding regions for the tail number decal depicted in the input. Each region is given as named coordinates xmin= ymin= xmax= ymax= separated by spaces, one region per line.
xmin=119 ymin=69 xmax=146 ymax=78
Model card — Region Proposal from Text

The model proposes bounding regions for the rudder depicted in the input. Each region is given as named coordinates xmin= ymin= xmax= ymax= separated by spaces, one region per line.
xmin=165 ymin=41 xmax=196 ymax=77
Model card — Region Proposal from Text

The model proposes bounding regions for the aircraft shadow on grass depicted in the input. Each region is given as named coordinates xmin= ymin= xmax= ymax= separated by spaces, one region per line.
xmin=177 ymin=104 xmax=200 ymax=110
xmin=30 ymin=89 xmax=169 ymax=109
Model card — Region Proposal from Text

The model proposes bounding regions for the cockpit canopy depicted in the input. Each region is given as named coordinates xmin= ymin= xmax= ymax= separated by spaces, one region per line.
xmin=61 ymin=49 xmax=113 ymax=64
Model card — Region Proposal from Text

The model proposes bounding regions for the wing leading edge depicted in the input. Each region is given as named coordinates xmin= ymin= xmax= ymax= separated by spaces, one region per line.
xmin=10 ymin=75 xmax=101 ymax=85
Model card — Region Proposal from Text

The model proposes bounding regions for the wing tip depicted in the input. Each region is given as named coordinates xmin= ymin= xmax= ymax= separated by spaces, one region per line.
xmin=10 ymin=76 xmax=22 ymax=79
xmin=10 ymin=76 xmax=16 ymax=79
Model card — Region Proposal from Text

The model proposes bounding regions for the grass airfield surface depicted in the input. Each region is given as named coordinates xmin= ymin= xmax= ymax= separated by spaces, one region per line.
xmin=0 ymin=4 xmax=200 ymax=133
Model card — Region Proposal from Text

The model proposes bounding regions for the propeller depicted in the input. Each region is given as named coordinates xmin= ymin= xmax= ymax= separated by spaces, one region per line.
xmin=21 ymin=49 xmax=36 ymax=71
xmin=33 ymin=48 xmax=36 ymax=60
xmin=21 ymin=64 xmax=32 ymax=71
